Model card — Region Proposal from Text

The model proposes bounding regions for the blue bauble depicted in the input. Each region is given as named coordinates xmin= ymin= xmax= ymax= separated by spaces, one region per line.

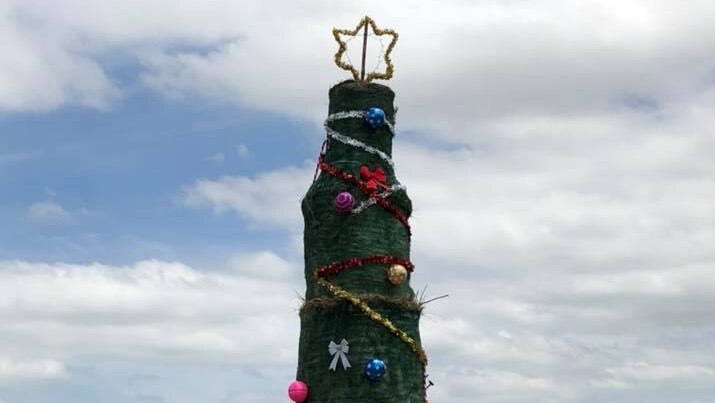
xmin=364 ymin=358 xmax=386 ymax=381
xmin=364 ymin=107 xmax=386 ymax=129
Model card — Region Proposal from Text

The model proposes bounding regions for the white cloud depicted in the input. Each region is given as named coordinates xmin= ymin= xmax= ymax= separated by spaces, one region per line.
xmin=236 ymin=144 xmax=249 ymax=158
xmin=2 ymin=0 xmax=713 ymax=118
xmin=133 ymin=0 xmax=715 ymax=130
xmin=181 ymin=163 xmax=312 ymax=229
xmin=27 ymin=201 xmax=70 ymax=221
xmin=0 ymin=255 xmax=305 ymax=402
xmin=398 ymin=88 xmax=715 ymax=275
xmin=0 ymin=4 xmax=119 ymax=111
xmin=0 ymin=255 xmax=301 ymax=372
xmin=0 ymin=152 xmax=38 ymax=166
xmin=208 ymin=153 xmax=225 ymax=164
xmin=602 ymin=363 xmax=715 ymax=389
xmin=434 ymin=369 xmax=574 ymax=402
xmin=227 ymin=251 xmax=294 ymax=279
xmin=0 ymin=0 xmax=337 ymax=112
xmin=0 ymin=358 xmax=69 ymax=383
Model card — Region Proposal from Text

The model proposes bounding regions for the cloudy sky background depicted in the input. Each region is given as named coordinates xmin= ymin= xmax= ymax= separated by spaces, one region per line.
xmin=1 ymin=1 xmax=714 ymax=402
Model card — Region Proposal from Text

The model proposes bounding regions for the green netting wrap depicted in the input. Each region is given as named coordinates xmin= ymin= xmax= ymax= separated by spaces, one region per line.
xmin=296 ymin=80 xmax=426 ymax=403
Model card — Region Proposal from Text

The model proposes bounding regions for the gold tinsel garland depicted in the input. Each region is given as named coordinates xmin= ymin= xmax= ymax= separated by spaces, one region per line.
xmin=300 ymin=295 xmax=422 ymax=315
xmin=315 ymin=276 xmax=428 ymax=402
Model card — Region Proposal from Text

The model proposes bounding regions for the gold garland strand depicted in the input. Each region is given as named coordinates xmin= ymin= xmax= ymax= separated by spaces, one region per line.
xmin=316 ymin=276 xmax=429 ymax=402
xmin=316 ymin=278 xmax=428 ymax=366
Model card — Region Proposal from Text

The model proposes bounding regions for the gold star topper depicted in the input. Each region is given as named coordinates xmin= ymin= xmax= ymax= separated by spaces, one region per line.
xmin=332 ymin=16 xmax=399 ymax=83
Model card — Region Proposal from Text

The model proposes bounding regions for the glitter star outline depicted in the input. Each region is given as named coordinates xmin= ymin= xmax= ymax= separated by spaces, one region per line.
xmin=332 ymin=16 xmax=399 ymax=83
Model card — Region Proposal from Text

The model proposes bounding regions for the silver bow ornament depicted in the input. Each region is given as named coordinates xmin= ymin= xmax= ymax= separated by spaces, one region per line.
xmin=328 ymin=339 xmax=351 ymax=371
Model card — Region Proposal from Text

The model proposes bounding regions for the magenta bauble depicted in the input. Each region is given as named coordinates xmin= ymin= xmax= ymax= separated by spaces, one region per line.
xmin=334 ymin=191 xmax=354 ymax=212
xmin=288 ymin=380 xmax=309 ymax=402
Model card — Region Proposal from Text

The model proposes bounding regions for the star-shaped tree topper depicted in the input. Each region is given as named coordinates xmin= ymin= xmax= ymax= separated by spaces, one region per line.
xmin=332 ymin=16 xmax=399 ymax=83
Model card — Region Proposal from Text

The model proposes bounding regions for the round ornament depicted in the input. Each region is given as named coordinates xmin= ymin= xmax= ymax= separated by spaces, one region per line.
xmin=364 ymin=358 xmax=386 ymax=381
xmin=334 ymin=191 xmax=354 ymax=212
xmin=287 ymin=380 xmax=309 ymax=402
xmin=387 ymin=264 xmax=408 ymax=285
xmin=364 ymin=107 xmax=386 ymax=129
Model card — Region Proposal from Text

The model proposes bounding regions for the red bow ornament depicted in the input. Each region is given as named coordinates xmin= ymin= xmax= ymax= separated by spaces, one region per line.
xmin=359 ymin=165 xmax=388 ymax=193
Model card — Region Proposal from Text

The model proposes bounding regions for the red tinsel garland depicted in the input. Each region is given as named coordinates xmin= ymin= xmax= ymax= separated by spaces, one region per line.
xmin=318 ymin=158 xmax=412 ymax=238
xmin=314 ymin=255 xmax=414 ymax=279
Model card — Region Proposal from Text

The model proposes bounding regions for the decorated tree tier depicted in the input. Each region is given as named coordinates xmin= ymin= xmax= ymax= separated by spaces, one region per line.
xmin=290 ymin=16 xmax=428 ymax=403
xmin=295 ymin=79 xmax=427 ymax=403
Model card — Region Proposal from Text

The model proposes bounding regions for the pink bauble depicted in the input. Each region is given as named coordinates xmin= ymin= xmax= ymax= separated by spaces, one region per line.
xmin=334 ymin=191 xmax=354 ymax=213
xmin=288 ymin=380 xmax=309 ymax=402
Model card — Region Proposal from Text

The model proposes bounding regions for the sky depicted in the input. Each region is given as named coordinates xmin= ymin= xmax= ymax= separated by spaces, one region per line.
xmin=1 ymin=1 xmax=714 ymax=402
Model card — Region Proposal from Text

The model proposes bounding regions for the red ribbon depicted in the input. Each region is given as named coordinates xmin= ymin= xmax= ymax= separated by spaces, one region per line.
xmin=359 ymin=165 xmax=388 ymax=192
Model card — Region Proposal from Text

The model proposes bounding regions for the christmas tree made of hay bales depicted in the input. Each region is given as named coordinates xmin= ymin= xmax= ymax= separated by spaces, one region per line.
xmin=287 ymin=16 xmax=431 ymax=403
